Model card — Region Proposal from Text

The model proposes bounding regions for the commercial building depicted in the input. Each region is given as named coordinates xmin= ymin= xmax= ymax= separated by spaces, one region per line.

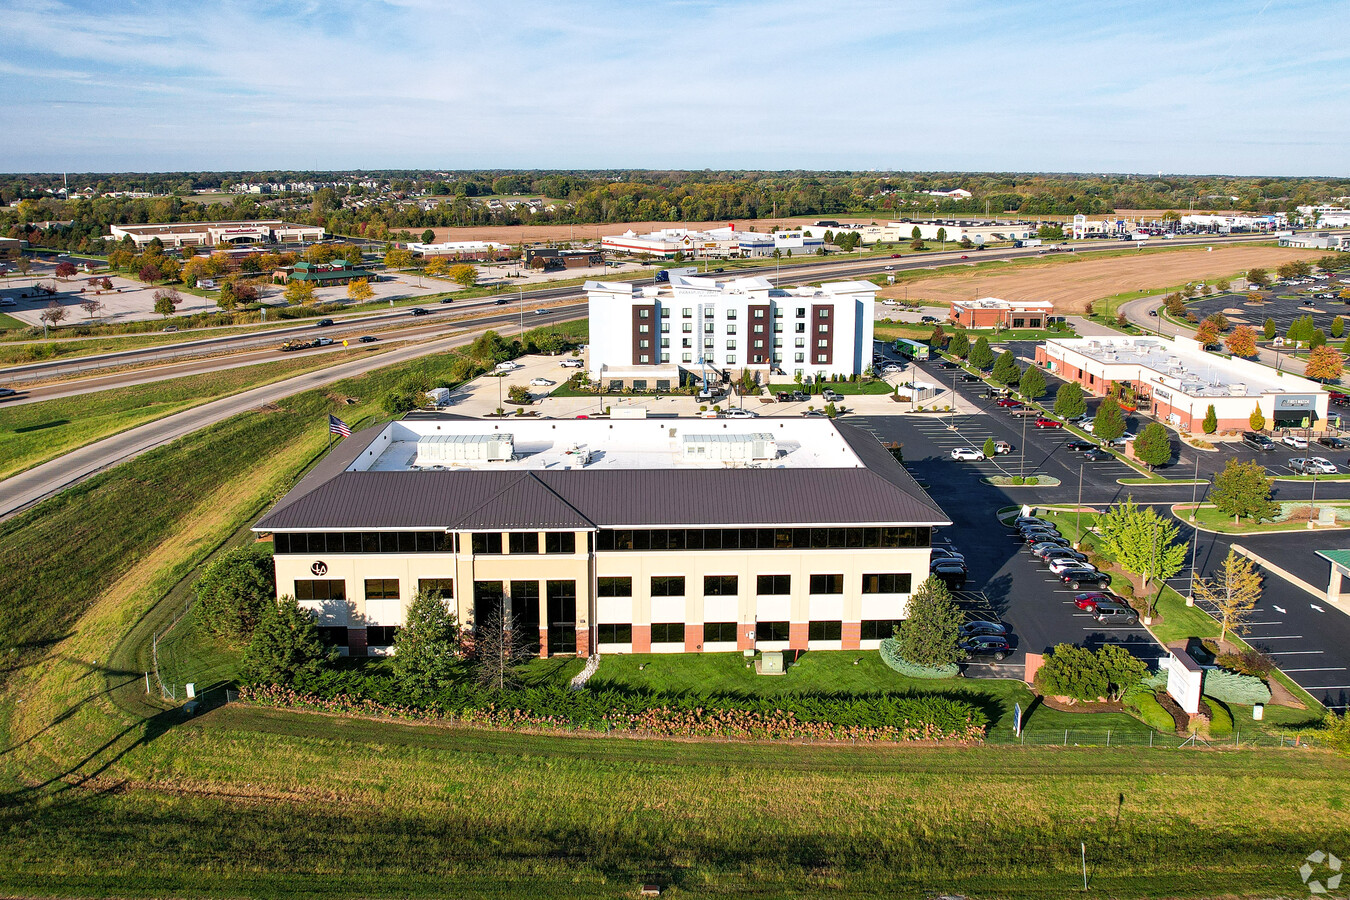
xmin=273 ymin=261 xmax=372 ymax=286
xmin=601 ymin=226 xmax=822 ymax=260
xmin=1181 ymin=213 xmax=1287 ymax=232
xmin=524 ymin=248 xmax=604 ymax=270
xmin=406 ymin=240 xmax=511 ymax=260
xmin=948 ymin=297 xmax=1055 ymax=330
xmin=800 ymin=220 xmax=1036 ymax=246
xmin=108 ymin=220 xmax=325 ymax=249
xmin=584 ymin=272 xmax=875 ymax=387
xmin=1296 ymin=206 xmax=1350 ymax=228
xmin=253 ymin=416 xmax=949 ymax=658
xmin=1037 ymin=335 xmax=1329 ymax=433
xmin=1279 ymin=232 xmax=1348 ymax=252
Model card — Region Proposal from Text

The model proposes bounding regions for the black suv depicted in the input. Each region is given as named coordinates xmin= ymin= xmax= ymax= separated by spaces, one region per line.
xmin=1060 ymin=568 xmax=1110 ymax=589
xmin=410 ymin=307 xmax=429 ymax=316
xmin=316 ymin=318 xmax=334 ymax=327
xmin=959 ymin=636 xmax=1012 ymax=662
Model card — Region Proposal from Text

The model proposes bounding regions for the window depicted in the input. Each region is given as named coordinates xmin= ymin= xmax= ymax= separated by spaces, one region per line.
xmin=726 ymin=340 xmax=736 ymax=350
xmin=703 ymin=337 xmax=714 ymax=349
xmin=682 ymin=307 xmax=692 ymax=318
xmin=818 ymin=324 xmax=829 ymax=333
xmin=639 ymin=339 xmax=650 ymax=349
xmin=773 ymin=307 xmax=783 ymax=318
xmin=509 ymin=532 xmax=539 ymax=555
xmin=639 ymin=354 xmax=650 ymax=363
xmin=861 ymin=619 xmax=902 ymax=640
xmin=725 ymin=354 xmax=736 ymax=364
xmin=754 ymin=324 xmax=764 ymax=334
xmin=472 ymin=532 xmax=502 ymax=555
xmin=1012 ymin=318 xmax=1025 ymax=329
xmin=597 ymin=576 xmax=633 ymax=597
xmin=273 ymin=531 xmax=454 ymax=554
xmin=656 ymin=379 xmax=670 ymax=391
xmin=704 ymin=574 xmax=738 ymax=596
xmin=704 ymin=308 xmax=714 ymax=318
xmin=756 ymin=574 xmax=791 ymax=595
xmin=651 ymin=623 xmax=685 ymax=644
xmin=295 ymin=579 xmax=345 ymax=602
xmin=726 ymin=324 xmax=737 ymax=335
xmin=367 ymin=625 xmax=400 ymax=645
xmin=795 ymin=322 xmax=806 ymax=333
xmin=638 ymin=324 xmax=649 ymax=334
xmin=651 ymin=575 xmax=685 ymax=597
xmin=474 ymin=580 xmax=504 ymax=608
xmin=682 ymin=353 xmax=692 ymax=363
xmin=774 ymin=338 xmax=783 ymax=348
xmin=318 ymin=626 xmax=348 ymax=646
xmin=594 ymin=527 xmax=929 ymax=552
xmin=639 ymin=309 xmax=650 ymax=318
xmin=704 ymin=322 xmax=715 ymax=333
xmin=659 ymin=307 xmax=670 ymax=318
xmin=417 ymin=578 xmax=453 ymax=598
xmin=816 ymin=354 xmax=828 ymax=363
xmin=544 ymin=532 xmax=575 ymax=554
xmin=682 ymin=322 xmax=692 ymax=333
xmin=682 ymin=338 xmax=692 ymax=349
xmin=809 ymin=574 xmax=844 ymax=595
xmin=817 ymin=339 xmax=828 ymax=348
xmin=753 ymin=339 xmax=764 ymax=349
xmin=660 ymin=323 xmax=670 ymax=333
xmin=661 ymin=338 xmax=670 ymax=348
xmin=726 ymin=309 xmax=737 ymax=319
xmin=757 ymin=620 xmax=790 ymax=642
xmin=809 ymin=620 xmax=843 ymax=641
xmin=704 ymin=622 xmax=738 ymax=643
xmin=773 ymin=323 xmax=782 ymax=332
xmin=597 ymin=623 xmax=633 ymax=644
xmin=796 ymin=307 xmax=806 ymax=318
xmin=364 ymin=578 xmax=399 ymax=600
xmin=818 ymin=309 xmax=829 ymax=318
xmin=754 ymin=308 xmax=765 ymax=319
xmin=862 ymin=573 xmax=913 ymax=594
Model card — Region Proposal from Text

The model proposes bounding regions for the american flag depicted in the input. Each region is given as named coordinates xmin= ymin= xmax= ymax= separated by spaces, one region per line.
xmin=328 ymin=414 xmax=351 ymax=438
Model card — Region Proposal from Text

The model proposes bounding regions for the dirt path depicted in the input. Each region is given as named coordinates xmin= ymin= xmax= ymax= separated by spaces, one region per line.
xmin=877 ymin=245 xmax=1326 ymax=314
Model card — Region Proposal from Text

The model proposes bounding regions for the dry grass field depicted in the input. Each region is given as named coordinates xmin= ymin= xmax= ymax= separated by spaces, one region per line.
xmin=877 ymin=244 xmax=1325 ymax=314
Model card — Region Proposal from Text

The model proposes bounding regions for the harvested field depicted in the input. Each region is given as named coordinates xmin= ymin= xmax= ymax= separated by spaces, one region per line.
xmin=876 ymin=244 xmax=1325 ymax=314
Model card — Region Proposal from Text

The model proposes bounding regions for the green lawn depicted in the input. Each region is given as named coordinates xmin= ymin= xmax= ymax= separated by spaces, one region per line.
xmin=0 ymin=348 xmax=386 ymax=480
xmin=768 ymin=380 xmax=894 ymax=395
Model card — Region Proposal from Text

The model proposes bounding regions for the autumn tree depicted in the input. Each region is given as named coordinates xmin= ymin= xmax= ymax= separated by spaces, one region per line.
xmin=1195 ymin=321 xmax=1220 ymax=348
xmin=284 ymin=279 xmax=317 ymax=305
xmin=448 ymin=264 xmax=478 ymax=288
xmin=1202 ymin=312 xmax=1229 ymax=332
xmin=1306 ymin=345 xmax=1344 ymax=382
xmin=424 ymin=257 xmax=449 ymax=276
xmin=1192 ymin=550 xmax=1263 ymax=643
xmin=1246 ymin=267 xmax=1269 ymax=287
xmin=153 ymin=287 xmax=182 ymax=318
xmin=1211 ymin=458 xmax=1278 ymax=524
xmin=54 ymin=261 xmax=77 ymax=279
xmin=79 ymin=297 xmax=103 ymax=322
xmin=1249 ymin=406 xmax=1266 ymax=431
xmin=383 ymin=248 xmax=415 ymax=269
xmin=347 ymin=278 xmax=374 ymax=301
xmin=39 ymin=300 xmax=67 ymax=330
xmin=1225 ymin=325 xmax=1257 ymax=358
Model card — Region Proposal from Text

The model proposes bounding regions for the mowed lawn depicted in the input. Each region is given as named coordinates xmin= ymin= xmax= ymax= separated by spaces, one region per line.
xmin=0 ymin=350 xmax=375 ymax=479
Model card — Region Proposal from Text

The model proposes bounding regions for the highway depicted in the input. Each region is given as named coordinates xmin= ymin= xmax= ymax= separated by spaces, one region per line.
xmin=0 ymin=232 xmax=1267 ymax=387
xmin=0 ymin=306 xmax=581 ymax=520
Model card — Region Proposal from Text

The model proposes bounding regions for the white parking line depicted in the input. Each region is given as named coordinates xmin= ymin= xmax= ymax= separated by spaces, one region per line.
xmin=1254 ymin=635 xmax=1305 ymax=640
xmin=1282 ymin=667 xmax=1349 ymax=673
xmin=1267 ymin=649 xmax=1325 ymax=656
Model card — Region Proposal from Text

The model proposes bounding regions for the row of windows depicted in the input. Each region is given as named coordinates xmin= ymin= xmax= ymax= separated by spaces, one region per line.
xmin=681 ymin=307 xmax=812 ymax=319
xmin=296 ymin=578 xmax=455 ymax=602
xmin=596 ymin=527 xmax=930 ymax=552
xmin=594 ymin=573 xmax=912 ymax=597
xmin=275 ymin=532 xmax=579 ymax=556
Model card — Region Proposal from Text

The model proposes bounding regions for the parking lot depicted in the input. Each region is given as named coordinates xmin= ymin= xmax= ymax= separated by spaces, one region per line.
xmin=1183 ymin=280 xmax=1350 ymax=343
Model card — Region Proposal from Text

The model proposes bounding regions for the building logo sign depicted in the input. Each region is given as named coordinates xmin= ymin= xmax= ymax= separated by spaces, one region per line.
xmin=1279 ymin=398 xmax=1312 ymax=409
xmin=311 ymin=561 xmax=328 ymax=576
xmin=1155 ymin=389 xmax=1172 ymax=401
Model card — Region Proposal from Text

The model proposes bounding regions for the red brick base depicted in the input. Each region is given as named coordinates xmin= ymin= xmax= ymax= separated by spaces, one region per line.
xmin=631 ymin=624 xmax=651 ymax=653
xmin=789 ymin=622 xmax=809 ymax=651
xmin=841 ymin=621 xmax=861 ymax=651
xmin=737 ymin=625 xmax=755 ymax=651
xmin=686 ymin=627 xmax=703 ymax=652
xmin=575 ymin=626 xmax=590 ymax=657
xmin=537 ymin=627 xmax=549 ymax=659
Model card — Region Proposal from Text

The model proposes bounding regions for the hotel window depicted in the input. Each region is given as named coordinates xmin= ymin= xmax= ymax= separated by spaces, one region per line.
xmin=818 ymin=324 xmax=829 ymax=333
xmin=774 ymin=338 xmax=783 ymax=348
xmin=704 ymin=575 xmax=738 ymax=595
xmin=682 ymin=322 xmax=692 ymax=333
xmin=471 ymin=532 xmax=503 ymax=555
xmin=773 ymin=308 xmax=783 ymax=318
xmin=818 ymin=309 xmax=830 ymax=318
xmin=754 ymin=309 xmax=765 ymax=318
xmin=508 ymin=532 xmax=539 ymax=555
xmin=544 ymin=532 xmax=576 ymax=554
xmin=816 ymin=353 xmax=828 ymax=363
xmin=757 ymin=621 xmax=790 ymax=642
xmin=754 ymin=324 xmax=764 ymax=333
xmin=795 ymin=322 xmax=806 ymax=333
xmin=704 ymin=337 xmax=715 ymax=349
xmin=773 ymin=323 xmax=782 ymax=332
xmin=795 ymin=337 xmax=805 ymax=347
xmin=639 ymin=309 xmax=650 ymax=318
xmin=651 ymin=575 xmax=685 ymax=597
xmin=703 ymin=622 xmax=738 ymax=643
xmin=639 ymin=354 xmax=650 ymax=363
xmin=597 ymin=623 xmax=633 ymax=644
xmin=862 ymin=573 xmax=913 ymax=593
xmin=860 ymin=620 xmax=901 ymax=640
xmin=809 ymin=621 xmax=843 ymax=641
xmin=726 ymin=339 xmax=736 ymax=350
xmin=639 ymin=324 xmax=649 ymax=334
xmin=704 ymin=308 xmax=714 ymax=318
xmin=660 ymin=353 xmax=670 ymax=363
xmin=756 ymin=574 xmax=791 ymax=595
xmin=795 ymin=352 xmax=805 ymax=363
xmin=295 ymin=579 xmax=346 ymax=602
xmin=726 ymin=309 xmax=737 ymax=319
xmin=727 ymin=324 xmax=737 ymax=334
xmin=661 ymin=338 xmax=670 ymax=348
xmin=682 ymin=353 xmax=692 ymax=363
xmin=726 ymin=353 xmax=736 ymax=364
xmin=754 ymin=339 xmax=764 ymax=349
xmin=597 ymin=576 xmax=633 ymax=597
xmin=796 ymin=307 xmax=806 ymax=317
xmin=639 ymin=339 xmax=649 ymax=349
xmin=704 ymin=322 xmax=715 ymax=333
xmin=809 ymin=574 xmax=844 ymax=595
xmin=417 ymin=578 xmax=454 ymax=598
xmin=651 ymin=623 xmax=685 ymax=643
xmin=682 ymin=308 xmax=692 ymax=317
xmin=661 ymin=322 xmax=670 ymax=333
xmin=817 ymin=339 xmax=828 ymax=348
xmin=364 ymin=578 xmax=400 ymax=600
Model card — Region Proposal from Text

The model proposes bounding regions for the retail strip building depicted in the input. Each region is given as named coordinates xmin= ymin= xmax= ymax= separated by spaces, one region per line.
xmin=254 ymin=416 xmax=949 ymax=658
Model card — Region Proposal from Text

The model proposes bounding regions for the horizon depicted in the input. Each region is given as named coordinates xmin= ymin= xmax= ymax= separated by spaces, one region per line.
xmin=2 ymin=0 xmax=1347 ymax=177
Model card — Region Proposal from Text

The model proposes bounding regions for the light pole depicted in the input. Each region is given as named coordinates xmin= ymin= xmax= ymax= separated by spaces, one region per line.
xmin=1309 ymin=466 xmax=1320 ymax=529
xmin=1020 ymin=411 xmax=1029 ymax=479
xmin=519 ymin=289 xmax=524 ymax=336
xmin=949 ymin=365 xmax=958 ymax=431
xmin=1075 ymin=463 xmax=1084 ymax=547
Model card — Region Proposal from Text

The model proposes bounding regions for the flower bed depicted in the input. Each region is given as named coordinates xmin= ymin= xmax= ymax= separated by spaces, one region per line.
xmin=240 ymin=679 xmax=987 ymax=744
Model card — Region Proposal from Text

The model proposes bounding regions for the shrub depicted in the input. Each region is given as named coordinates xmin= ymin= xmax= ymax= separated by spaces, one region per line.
xmin=194 ymin=545 xmax=275 ymax=645
xmin=1215 ymin=647 xmax=1275 ymax=677
xmin=1204 ymin=668 xmax=1272 ymax=705
xmin=1131 ymin=691 xmax=1176 ymax=732
xmin=1025 ymin=476 xmax=1039 ymax=485
xmin=879 ymin=638 xmax=960 ymax=679
xmin=1034 ymin=643 xmax=1145 ymax=702
xmin=1204 ymin=696 xmax=1234 ymax=737
xmin=1323 ymin=711 xmax=1350 ymax=751
xmin=1012 ymin=476 xmax=1025 ymax=485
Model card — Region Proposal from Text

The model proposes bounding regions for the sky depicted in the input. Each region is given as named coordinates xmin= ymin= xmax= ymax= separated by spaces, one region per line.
xmin=1 ymin=0 xmax=1347 ymax=176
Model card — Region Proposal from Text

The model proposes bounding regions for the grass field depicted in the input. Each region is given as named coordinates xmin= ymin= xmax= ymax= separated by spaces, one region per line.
xmin=0 ymin=349 xmax=387 ymax=479
xmin=877 ymin=244 xmax=1325 ymax=314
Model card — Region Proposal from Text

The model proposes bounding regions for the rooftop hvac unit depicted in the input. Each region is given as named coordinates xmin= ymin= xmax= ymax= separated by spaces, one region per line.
xmin=681 ymin=432 xmax=777 ymax=463
xmin=415 ymin=433 xmax=514 ymax=466
xmin=1228 ymin=383 xmax=1247 ymax=395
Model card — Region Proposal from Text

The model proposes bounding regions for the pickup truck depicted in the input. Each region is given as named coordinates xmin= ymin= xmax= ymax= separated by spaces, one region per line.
xmin=281 ymin=339 xmax=317 ymax=352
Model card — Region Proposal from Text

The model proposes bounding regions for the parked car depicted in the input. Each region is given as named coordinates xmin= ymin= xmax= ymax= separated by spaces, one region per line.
xmin=959 ymin=620 xmax=1007 ymax=638
xmin=1291 ymin=456 xmax=1338 ymax=475
xmin=1242 ymin=431 xmax=1275 ymax=451
xmin=1034 ymin=417 xmax=1063 ymax=429
xmin=996 ymin=398 xmax=1024 ymax=409
xmin=560 ymin=358 xmax=584 ymax=368
xmin=1012 ymin=515 xmax=1047 ymax=529
xmin=724 ymin=408 xmax=759 ymax=418
xmin=1074 ymin=592 xmax=1120 ymax=612
xmin=1083 ymin=449 xmax=1113 ymax=462
xmin=959 ymin=373 xmax=981 ymax=383
xmin=992 ymin=441 xmax=1013 ymax=455
xmin=931 ymin=562 xmax=967 ymax=588
xmin=1048 ymin=556 xmax=1095 ymax=576
xmin=1319 ymin=436 xmax=1347 ymax=449
xmin=1039 ymin=548 xmax=1088 ymax=567
xmin=495 ymin=360 xmax=523 ymax=372
xmin=1029 ymin=541 xmax=1074 ymax=559
xmin=1064 ymin=440 xmax=1096 ymax=451
xmin=529 ymin=378 xmax=555 ymax=387
xmin=1060 ymin=568 xmax=1111 ymax=589
xmin=1080 ymin=420 xmax=1095 ymax=433
xmin=821 ymin=389 xmax=843 ymax=403
xmin=1018 ymin=521 xmax=1059 ymax=536
xmin=1025 ymin=532 xmax=1070 ymax=548
xmin=931 ymin=547 xmax=967 ymax=565
xmin=920 ymin=315 xmax=938 ymax=324
xmin=1093 ymin=604 xmax=1140 ymax=626
xmin=951 ymin=447 xmax=985 ymax=461
xmin=1283 ymin=433 xmax=1309 ymax=449
xmin=958 ymin=636 xmax=1012 ymax=662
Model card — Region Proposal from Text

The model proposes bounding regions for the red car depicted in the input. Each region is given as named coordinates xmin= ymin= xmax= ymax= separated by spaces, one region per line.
xmin=1074 ymin=592 xmax=1117 ymax=612
xmin=1034 ymin=417 xmax=1063 ymax=429
xmin=996 ymin=398 xmax=1023 ymax=409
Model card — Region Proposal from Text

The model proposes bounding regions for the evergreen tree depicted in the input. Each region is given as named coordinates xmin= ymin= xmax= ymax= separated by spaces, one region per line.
xmin=1093 ymin=398 xmax=1127 ymax=442
xmin=992 ymin=350 xmax=1022 ymax=386
xmin=1019 ymin=365 xmax=1047 ymax=400
xmin=241 ymin=596 xmax=336 ymax=687
xmin=983 ymin=437 xmax=997 ymax=459
xmin=1053 ymin=381 xmax=1087 ymax=419
xmin=1263 ymin=318 xmax=1276 ymax=340
xmin=1202 ymin=404 xmax=1218 ymax=434
xmin=1133 ymin=422 xmax=1172 ymax=469
xmin=1249 ymin=405 xmax=1266 ymax=431
xmin=948 ymin=331 xmax=970 ymax=358
xmin=968 ymin=336 xmax=995 ymax=370
xmin=896 ymin=576 xmax=964 ymax=668
xmin=194 ymin=545 xmax=275 ymax=645
xmin=1311 ymin=329 xmax=1327 ymax=350
xmin=393 ymin=590 xmax=462 ymax=701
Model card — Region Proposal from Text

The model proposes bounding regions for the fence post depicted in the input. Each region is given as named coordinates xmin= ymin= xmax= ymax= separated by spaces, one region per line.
xmin=1149 ymin=730 xmax=1153 ymax=749
xmin=1107 ymin=729 xmax=1111 ymax=747
xmin=1064 ymin=729 xmax=1068 ymax=746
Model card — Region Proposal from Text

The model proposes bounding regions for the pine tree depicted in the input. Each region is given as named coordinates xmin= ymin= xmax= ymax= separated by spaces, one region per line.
xmin=1019 ymin=365 xmax=1047 ymax=400
xmin=968 ymin=336 xmax=995 ymax=370
xmin=983 ymin=437 xmax=997 ymax=459
xmin=896 ymin=577 xmax=964 ymax=668
xmin=241 ymin=596 xmax=336 ymax=687
xmin=948 ymin=331 xmax=970 ymax=358
xmin=1263 ymin=318 xmax=1276 ymax=340
xmin=992 ymin=350 xmax=1022 ymax=386
xmin=1202 ymin=404 xmax=1218 ymax=434
xmin=393 ymin=590 xmax=462 ymax=701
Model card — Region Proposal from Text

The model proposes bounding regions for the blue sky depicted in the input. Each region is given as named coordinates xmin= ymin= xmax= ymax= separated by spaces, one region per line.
xmin=2 ymin=0 xmax=1347 ymax=175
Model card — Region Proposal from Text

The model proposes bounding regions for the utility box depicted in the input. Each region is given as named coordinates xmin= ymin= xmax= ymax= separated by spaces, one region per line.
xmin=756 ymin=650 xmax=786 ymax=676
xmin=682 ymin=432 xmax=777 ymax=463
xmin=425 ymin=387 xmax=451 ymax=407
xmin=415 ymin=433 xmax=514 ymax=466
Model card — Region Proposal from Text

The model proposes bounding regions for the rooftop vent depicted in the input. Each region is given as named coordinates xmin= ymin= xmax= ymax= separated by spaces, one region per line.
xmin=415 ymin=433 xmax=514 ymax=465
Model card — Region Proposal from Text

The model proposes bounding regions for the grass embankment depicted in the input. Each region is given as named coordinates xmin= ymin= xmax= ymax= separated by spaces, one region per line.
xmin=1182 ymin=502 xmax=1350 ymax=534
xmin=0 ymin=348 xmax=387 ymax=479
xmin=872 ymin=321 xmax=1074 ymax=343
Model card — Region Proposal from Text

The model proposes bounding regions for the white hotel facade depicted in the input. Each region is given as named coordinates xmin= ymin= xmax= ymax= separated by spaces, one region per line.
xmin=584 ymin=273 xmax=875 ymax=388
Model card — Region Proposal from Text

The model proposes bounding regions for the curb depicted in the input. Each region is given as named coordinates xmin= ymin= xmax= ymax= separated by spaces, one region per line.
xmin=1230 ymin=544 xmax=1329 ymax=603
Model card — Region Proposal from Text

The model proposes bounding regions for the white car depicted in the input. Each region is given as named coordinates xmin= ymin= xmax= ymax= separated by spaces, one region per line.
xmin=723 ymin=408 xmax=759 ymax=418
xmin=1047 ymin=556 xmax=1094 ymax=576
xmin=529 ymin=378 xmax=555 ymax=387
xmin=495 ymin=360 xmax=523 ymax=372
xmin=950 ymin=447 xmax=985 ymax=461
xmin=1081 ymin=420 xmax=1095 ymax=433
xmin=1291 ymin=457 xmax=1337 ymax=475
xmin=882 ymin=364 xmax=904 ymax=374
xmin=1282 ymin=434 xmax=1309 ymax=449
xmin=560 ymin=358 xmax=584 ymax=368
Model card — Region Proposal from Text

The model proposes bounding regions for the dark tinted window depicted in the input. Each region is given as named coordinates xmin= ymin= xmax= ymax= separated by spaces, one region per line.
xmin=703 ymin=575 xmax=738 ymax=596
xmin=597 ymin=576 xmax=633 ymax=597
xmin=809 ymin=620 xmax=842 ymax=641
xmin=703 ymin=622 xmax=738 ymax=643
xmin=861 ymin=573 xmax=913 ymax=594
xmin=756 ymin=574 xmax=790 ymax=595
xmin=757 ymin=620 xmax=790 ymax=642
xmin=809 ymin=574 xmax=844 ymax=594
xmin=597 ymin=623 xmax=632 ymax=644
xmin=509 ymin=532 xmax=538 ymax=554
xmin=544 ymin=532 xmax=576 ymax=554
xmin=651 ymin=623 xmax=685 ymax=644
xmin=363 ymin=578 xmax=399 ymax=601
xmin=651 ymin=576 xmax=686 ymax=597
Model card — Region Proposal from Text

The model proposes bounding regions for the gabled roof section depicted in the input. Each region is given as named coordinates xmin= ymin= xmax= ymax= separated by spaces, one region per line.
xmin=835 ymin=421 xmax=950 ymax=524
xmin=262 ymin=421 xmax=386 ymax=518
xmin=449 ymin=472 xmax=593 ymax=530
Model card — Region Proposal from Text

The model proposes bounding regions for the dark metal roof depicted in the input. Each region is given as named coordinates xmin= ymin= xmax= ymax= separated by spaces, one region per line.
xmin=254 ymin=420 xmax=951 ymax=532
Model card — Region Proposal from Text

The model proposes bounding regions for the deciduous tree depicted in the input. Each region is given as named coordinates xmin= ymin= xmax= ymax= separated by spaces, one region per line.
xmin=384 ymin=248 xmax=415 ymax=269
xmin=1306 ymin=345 xmax=1344 ymax=382
xmin=1263 ymin=318 xmax=1276 ymax=340
xmin=421 ymin=228 xmax=435 ymax=243
xmin=992 ymin=349 xmax=1021 ymax=386
xmin=284 ymin=279 xmax=317 ymax=305
xmin=39 ymin=300 xmax=67 ymax=329
xmin=897 ymin=576 xmax=964 ymax=668
xmin=1333 ymin=316 xmax=1345 ymax=339
xmin=1133 ymin=422 xmax=1172 ymax=469
xmin=1096 ymin=496 xmax=1187 ymax=594
xmin=1191 ymin=549 xmax=1263 ymax=643
xmin=968 ymin=336 xmax=994 ymax=370
xmin=153 ymin=287 xmax=182 ymax=318
xmin=1225 ymin=325 xmax=1257 ymax=357
xmin=347 ymin=278 xmax=374 ymax=301
xmin=472 ymin=601 xmax=531 ymax=692
xmin=78 ymin=297 xmax=103 ymax=321
xmin=54 ymin=261 xmax=76 ymax=278
xmin=1211 ymin=458 xmax=1278 ymax=524
xmin=195 ymin=545 xmax=276 ymax=645
xmin=1093 ymin=397 xmax=1126 ymax=442
xmin=1053 ymin=381 xmax=1087 ymax=419
xmin=1019 ymin=364 xmax=1046 ymax=399
xmin=1246 ymin=267 xmax=1269 ymax=287
xmin=448 ymin=264 xmax=478 ymax=288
